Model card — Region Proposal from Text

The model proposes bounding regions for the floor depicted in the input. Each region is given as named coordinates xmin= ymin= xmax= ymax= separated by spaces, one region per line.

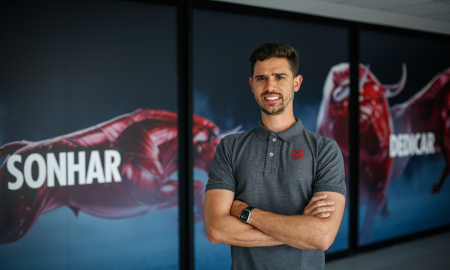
xmin=326 ymin=231 xmax=450 ymax=270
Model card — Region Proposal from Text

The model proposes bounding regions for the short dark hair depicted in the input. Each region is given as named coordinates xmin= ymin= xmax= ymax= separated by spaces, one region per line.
xmin=249 ymin=42 xmax=299 ymax=77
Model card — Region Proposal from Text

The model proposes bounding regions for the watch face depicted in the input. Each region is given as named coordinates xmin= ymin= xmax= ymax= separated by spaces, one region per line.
xmin=240 ymin=209 xmax=251 ymax=222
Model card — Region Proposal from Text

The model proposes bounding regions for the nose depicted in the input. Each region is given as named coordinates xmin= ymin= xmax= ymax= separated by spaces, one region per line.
xmin=265 ymin=77 xmax=277 ymax=92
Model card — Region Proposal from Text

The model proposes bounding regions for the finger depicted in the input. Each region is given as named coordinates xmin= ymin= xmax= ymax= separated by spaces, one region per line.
xmin=315 ymin=212 xmax=330 ymax=218
xmin=310 ymin=199 xmax=335 ymax=210
xmin=312 ymin=206 xmax=335 ymax=216
xmin=305 ymin=194 xmax=327 ymax=208
xmin=304 ymin=197 xmax=330 ymax=215
xmin=306 ymin=194 xmax=327 ymax=208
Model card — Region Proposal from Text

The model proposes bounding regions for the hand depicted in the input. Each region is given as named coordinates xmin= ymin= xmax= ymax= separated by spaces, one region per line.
xmin=302 ymin=194 xmax=335 ymax=218
xmin=231 ymin=200 xmax=249 ymax=219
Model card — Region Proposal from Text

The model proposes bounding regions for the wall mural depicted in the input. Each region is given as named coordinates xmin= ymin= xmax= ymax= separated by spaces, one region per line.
xmin=318 ymin=62 xmax=450 ymax=245
xmin=1 ymin=0 xmax=179 ymax=267
xmin=2 ymin=1 xmax=449 ymax=268
xmin=0 ymin=109 xmax=223 ymax=245
xmin=2 ymin=64 xmax=448 ymax=250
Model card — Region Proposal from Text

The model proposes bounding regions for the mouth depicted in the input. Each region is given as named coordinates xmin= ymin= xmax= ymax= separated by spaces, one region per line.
xmin=262 ymin=95 xmax=281 ymax=104
xmin=264 ymin=96 xmax=280 ymax=101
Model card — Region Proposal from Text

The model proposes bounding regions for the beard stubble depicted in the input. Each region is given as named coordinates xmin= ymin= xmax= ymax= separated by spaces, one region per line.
xmin=255 ymin=87 xmax=295 ymax=116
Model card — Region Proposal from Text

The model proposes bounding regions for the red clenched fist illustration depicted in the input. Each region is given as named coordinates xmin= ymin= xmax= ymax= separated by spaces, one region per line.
xmin=290 ymin=150 xmax=305 ymax=160
xmin=0 ymin=109 xmax=222 ymax=244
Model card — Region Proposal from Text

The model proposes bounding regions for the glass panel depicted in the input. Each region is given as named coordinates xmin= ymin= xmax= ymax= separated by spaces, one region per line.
xmin=193 ymin=9 xmax=350 ymax=269
xmin=358 ymin=29 xmax=450 ymax=246
xmin=0 ymin=1 xmax=178 ymax=269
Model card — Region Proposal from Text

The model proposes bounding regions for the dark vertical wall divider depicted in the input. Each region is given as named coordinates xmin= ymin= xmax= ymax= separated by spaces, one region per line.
xmin=1 ymin=1 xmax=449 ymax=269
xmin=348 ymin=23 xmax=360 ymax=256
xmin=178 ymin=0 xmax=194 ymax=269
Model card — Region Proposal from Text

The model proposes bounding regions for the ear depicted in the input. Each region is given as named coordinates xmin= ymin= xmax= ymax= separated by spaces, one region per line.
xmin=294 ymin=75 xmax=303 ymax=92
xmin=249 ymin=77 xmax=254 ymax=93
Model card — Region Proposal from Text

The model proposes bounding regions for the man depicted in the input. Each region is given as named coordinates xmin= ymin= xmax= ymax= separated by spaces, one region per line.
xmin=204 ymin=42 xmax=346 ymax=270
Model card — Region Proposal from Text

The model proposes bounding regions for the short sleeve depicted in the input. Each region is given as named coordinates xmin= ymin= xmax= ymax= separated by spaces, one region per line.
xmin=313 ymin=140 xmax=346 ymax=197
xmin=205 ymin=138 xmax=236 ymax=193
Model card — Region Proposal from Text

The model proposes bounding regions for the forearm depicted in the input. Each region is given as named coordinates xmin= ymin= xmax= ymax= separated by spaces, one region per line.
xmin=248 ymin=209 xmax=335 ymax=250
xmin=206 ymin=213 xmax=284 ymax=247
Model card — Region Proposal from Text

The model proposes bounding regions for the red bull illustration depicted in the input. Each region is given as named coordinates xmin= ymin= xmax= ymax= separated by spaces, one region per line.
xmin=317 ymin=63 xmax=450 ymax=243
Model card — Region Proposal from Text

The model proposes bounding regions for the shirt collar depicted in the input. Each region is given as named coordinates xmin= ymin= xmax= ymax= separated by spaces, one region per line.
xmin=255 ymin=118 xmax=304 ymax=142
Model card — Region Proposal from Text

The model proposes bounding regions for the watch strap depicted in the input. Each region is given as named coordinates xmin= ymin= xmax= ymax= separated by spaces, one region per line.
xmin=245 ymin=206 xmax=255 ymax=212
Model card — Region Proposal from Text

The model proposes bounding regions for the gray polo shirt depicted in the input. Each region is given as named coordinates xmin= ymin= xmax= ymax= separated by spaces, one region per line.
xmin=206 ymin=119 xmax=346 ymax=270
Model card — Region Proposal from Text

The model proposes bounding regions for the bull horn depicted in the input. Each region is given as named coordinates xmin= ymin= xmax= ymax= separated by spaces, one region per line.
xmin=332 ymin=64 xmax=370 ymax=102
xmin=332 ymin=79 xmax=350 ymax=102
xmin=383 ymin=63 xmax=407 ymax=98
xmin=219 ymin=125 xmax=244 ymax=138
xmin=359 ymin=64 xmax=370 ymax=91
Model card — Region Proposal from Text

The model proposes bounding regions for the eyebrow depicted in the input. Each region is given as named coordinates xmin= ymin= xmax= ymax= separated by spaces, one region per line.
xmin=254 ymin=73 xmax=289 ymax=78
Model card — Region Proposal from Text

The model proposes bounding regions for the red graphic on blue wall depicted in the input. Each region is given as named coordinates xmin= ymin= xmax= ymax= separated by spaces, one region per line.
xmin=0 ymin=109 xmax=225 ymax=244
xmin=317 ymin=63 xmax=450 ymax=243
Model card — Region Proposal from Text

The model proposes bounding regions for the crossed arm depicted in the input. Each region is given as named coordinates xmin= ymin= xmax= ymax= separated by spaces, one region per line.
xmin=204 ymin=189 xmax=345 ymax=251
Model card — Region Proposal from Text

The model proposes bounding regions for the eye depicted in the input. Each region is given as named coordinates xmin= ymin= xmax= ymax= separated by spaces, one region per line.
xmin=256 ymin=77 xmax=264 ymax=81
xmin=277 ymin=76 xmax=285 ymax=80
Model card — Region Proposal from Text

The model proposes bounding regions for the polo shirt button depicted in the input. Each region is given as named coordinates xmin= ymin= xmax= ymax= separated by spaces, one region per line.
xmin=273 ymin=138 xmax=276 ymax=142
xmin=270 ymin=152 xmax=273 ymax=156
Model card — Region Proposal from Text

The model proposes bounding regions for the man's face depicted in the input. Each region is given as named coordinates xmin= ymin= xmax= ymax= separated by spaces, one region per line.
xmin=250 ymin=57 xmax=302 ymax=116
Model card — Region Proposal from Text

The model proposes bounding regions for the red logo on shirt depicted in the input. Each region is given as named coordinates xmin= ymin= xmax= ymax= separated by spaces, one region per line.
xmin=291 ymin=150 xmax=305 ymax=160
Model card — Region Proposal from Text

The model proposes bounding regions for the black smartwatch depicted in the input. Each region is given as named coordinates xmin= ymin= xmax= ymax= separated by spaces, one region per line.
xmin=239 ymin=206 xmax=255 ymax=223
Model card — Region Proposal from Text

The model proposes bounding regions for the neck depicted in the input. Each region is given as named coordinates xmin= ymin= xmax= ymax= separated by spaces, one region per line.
xmin=261 ymin=110 xmax=297 ymax=133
